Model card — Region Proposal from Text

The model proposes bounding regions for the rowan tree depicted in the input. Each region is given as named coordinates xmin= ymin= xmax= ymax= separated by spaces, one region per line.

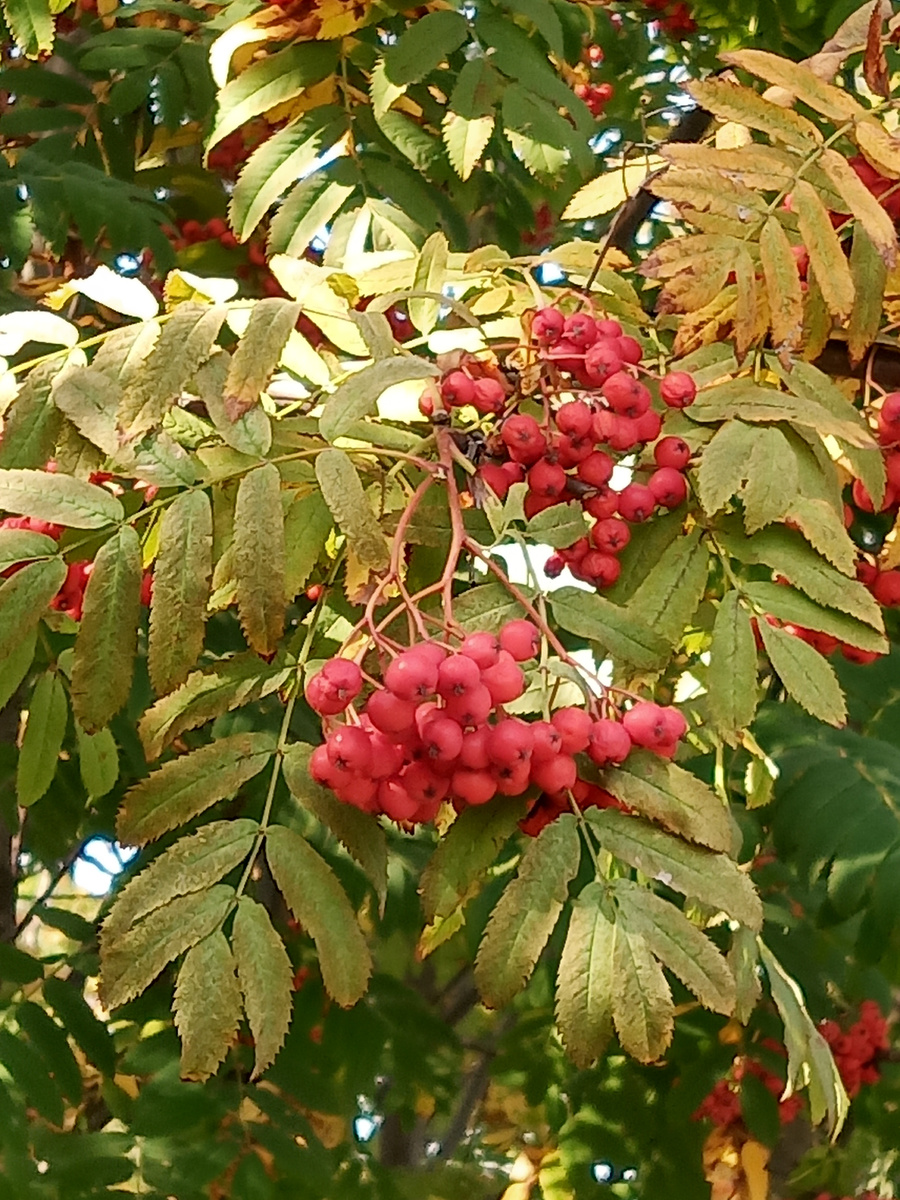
xmin=1 ymin=1 xmax=900 ymax=1198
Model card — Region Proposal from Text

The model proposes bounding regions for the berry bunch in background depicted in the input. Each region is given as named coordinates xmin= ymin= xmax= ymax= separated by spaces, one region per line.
xmin=819 ymin=1001 xmax=889 ymax=1098
xmin=693 ymin=1043 xmax=804 ymax=1128
xmin=305 ymin=623 xmax=687 ymax=830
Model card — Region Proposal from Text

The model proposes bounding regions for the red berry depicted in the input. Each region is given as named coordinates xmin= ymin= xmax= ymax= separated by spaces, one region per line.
xmin=856 ymin=559 xmax=879 ymax=587
xmin=563 ymin=312 xmax=598 ymax=348
xmin=607 ymin=416 xmax=643 ymax=452
xmin=617 ymin=335 xmax=643 ymax=365
xmin=528 ymin=458 xmax=568 ymax=498
xmin=378 ymin=779 xmax=419 ymax=822
xmin=633 ymin=409 xmax=662 ymax=444
xmin=492 ymin=761 xmax=531 ymax=796
xmin=499 ymin=619 xmax=540 ymax=661
xmin=488 ymin=719 xmax=534 ymax=767
xmin=556 ymin=434 xmax=594 ymax=468
xmin=437 ymin=653 xmax=482 ymax=698
xmin=591 ymin=517 xmax=630 ymax=552
xmin=311 ymin=743 xmax=341 ymax=787
xmin=481 ymin=650 xmax=526 ymax=704
xmin=420 ymin=715 xmax=464 ymax=764
xmin=441 ymin=370 xmax=475 ymax=408
xmin=551 ymin=707 xmax=592 ymax=754
xmin=531 ymin=307 xmax=565 ymax=345
xmin=873 ymin=569 xmax=900 ymax=606
xmin=577 ymin=451 xmax=614 ymax=488
xmin=583 ymin=340 xmax=623 ymax=384
xmin=587 ymin=718 xmax=632 ymax=766
xmin=878 ymin=392 xmax=900 ymax=442
xmin=460 ymin=631 xmax=501 ymax=669
xmin=580 ymin=550 xmax=622 ymax=587
xmin=366 ymin=689 xmax=417 ymax=734
xmin=479 ymin=464 xmax=512 ymax=498
xmin=582 ymin=488 xmax=618 ymax=520
xmin=649 ymin=467 xmax=688 ymax=508
xmin=885 ymin=450 xmax=900 ymax=490
xmin=602 ymin=371 xmax=651 ymax=418
xmin=334 ymin=774 xmax=379 ymax=811
xmin=852 ymin=477 xmax=896 ymax=513
xmin=530 ymin=720 xmax=564 ymax=761
xmin=654 ymin=436 xmax=691 ymax=470
xmin=531 ymin=753 xmax=577 ymax=796
xmin=402 ymin=761 xmax=450 ymax=806
xmin=327 ymin=725 xmax=373 ymax=774
xmin=472 ymin=377 xmax=506 ymax=415
xmin=545 ymin=553 xmax=565 ymax=578
xmin=617 ymin=483 xmax=656 ymax=522
xmin=660 ymin=371 xmax=697 ymax=408
xmin=452 ymin=768 xmax=496 ymax=806
xmin=501 ymin=414 xmax=547 ymax=465
xmin=206 ymin=217 xmax=228 ymax=238
xmin=321 ymin=658 xmax=363 ymax=696
xmin=443 ymin=683 xmax=493 ymax=728
xmin=384 ymin=650 xmax=438 ymax=700
xmin=460 ymin=725 xmax=492 ymax=769
xmin=596 ymin=318 xmax=622 ymax=338
xmin=555 ymin=400 xmax=593 ymax=439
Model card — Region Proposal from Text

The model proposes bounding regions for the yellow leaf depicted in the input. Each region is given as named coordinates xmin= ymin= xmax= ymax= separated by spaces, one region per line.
xmin=562 ymin=159 xmax=665 ymax=219
xmin=741 ymin=1139 xmax=770 ymax=1200
xmin=687 ymin=78 xmax=822 ymax=151
xmin=721 ymin=48 xmax=867 ymax=124
xmin=208 ymin=11 xmax=291 ymax=88
xmin=855 ymin=117 xmax=900 ymax=180
xmin=672 ymin=287 xmax=738 ymax=358
xmin=791 ymin=180 xmax=854 ymax=322
xmin=819 ymin=147 xmax=897 ymax=265
xmin=734 ymin=247 xmax=766 ymax=361
xmin=651 ymin=168 xmax=768 ymax=221
xmin=656 ymin=246 xmax=740 ymax=316
xmin=759 ymin=216 xmax=803 ymax=356
xmin=662 ymin=142 xmax=799 ymax=191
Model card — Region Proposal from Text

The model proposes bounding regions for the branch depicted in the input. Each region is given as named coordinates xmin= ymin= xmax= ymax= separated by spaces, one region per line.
xmin=438 ymin=1013 xmax=515 ymax=1160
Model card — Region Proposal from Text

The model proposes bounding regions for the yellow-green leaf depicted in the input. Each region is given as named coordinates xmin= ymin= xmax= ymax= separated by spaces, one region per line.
xmin=686 ymin=78 xmax=822 ymax=152
xmin=174 ymin=930 xmax=242 ymax=1081
xmin=409 ymin=232 xmax=449 ymax=335
xmin=224 ymin=299 xmax=301 ymax=421
xmin=792 ymin=179 xmax=854 ymax=322
xmin=707 ymin=592 xmax=758 ymax=744
xmin=602 ymin=751 xmax=732 ymax=852
xmin=149 ymin=491 xmax=213 ymax=696
xmin=848 ymin=225 xmax=888 ymax=367
xmin=231 ymin=896 xmax=294 ymax=1078
xmin=819 ymin=147 xmax=897 ymax=266
xmin=318 ymin=357 xmax=438 ymax=442
xmin=17 ymin=671 xmax=67 ymax=807
xmin=0 ymin=467 xmax=123 ymax=528
xmin=758 ymin=619 xmax=847 ymax=726
xmin=720 ymin=49 xmax=867 ymax=124
xmin=234 ymin=464 xmax=285 ymax=656
xmin=0 ymin=558 xmax=65 ymax=666
xmin=555 ymin=882 xmax=615 ymax=1068
xmin=759 ymin=216 xmax=804 ymax=355
xmin=611 ymin=924 xmax=673 ymax=1063
xmin=315 ymin=448 xmax=389 ymax=569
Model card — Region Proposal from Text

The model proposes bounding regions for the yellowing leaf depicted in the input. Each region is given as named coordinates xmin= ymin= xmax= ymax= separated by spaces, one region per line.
xmin=315 ymin=448 xmax=389 ymax=569
xmin=819 ymin=147 xmax=897 ymax=266
xmin=232 ymin=896 xmax=294 ymax=1077
xmin=855 ymin=117 xmax=900 ymax=179
xmin=0 ymin=558 xmax=66 ymax=667
xmin=721 ymin=49 xmax=867 ymax=124
xmin=175 ymin=930 xmax=242 ymax=1081
xmin=224 ymin=298 xmax=301 ymax=421
xmin=0 ymin=467 xmax=123 ymax=528
xmin=611 ymin=924 xmax=673 ymax=1063
xmin=758 ymin=620 xmax=847 ymax=726
xmin=555 ymin=882 xmax=615 ymax=1068
xmin=759 ymin=216 xmax=804 ymax=356
xmin=687 ymin=78 xmax=822 ymax=152
xmin=564 ymin=159 xmax=664 ymax=220
xmin=234 ymin=465 xmax=286 ymax=656
xmin=149 ymin=491 xmax=213 ymax=696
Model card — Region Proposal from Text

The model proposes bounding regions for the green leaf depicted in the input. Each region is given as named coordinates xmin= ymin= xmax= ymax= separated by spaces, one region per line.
xmin=100 ymin=884 xmax=235 ymax=1010
xmin=526 ymin=501 xmax=588 ymax=549
xmin=0 ymin=558 xmax=65 ymax=666
xmin=758 ymin=940 xmax=848 ymax=1136
xmin=92 ymin=319 xmax=160 ymax=388
xmin=554 ymin=882 xmax=615 ymax=1068
xmin=234 ymin=464 xmax=285 ymax=656
xmin=75 ymin=722 xmax=119 ymax=798
xmin=376 ymin=110 xmax=444 ymax=174
xmin=498 ymin=0 xmax=564 ymax=55
xmin=745 ymin=580 xmax=885 ymax=652
xmin=452 ymin=580 xmax=534 ymax=633
xmin=443 ymin=57 xmax=498 ymax=181
xmin=0 ymin=942 xmax=42 ymax=984
xmin=105 ymin=819 xmax=257 ymax=953
xmin=848 ymin=225 xmax=888 ymax=369
xmin=723 ymin=526 xmax=883 ymax=628
xmin=627 ymin=527 xmax=709 ymax=649
xmin=0 ymin=467 xmax=123 ymax=528
xmin=611 ymin=924 xmax=674 ymax=1063
xmin=207 ymin=41 xmax=340 ymax=152
xmin=409 ymin=233 xmax=449 ymax=335
xmin=17 ymin=1000 xmax=82 ymax=1104
xmin=758 ymin=620 xmax=847 ymax=727
xmin=613 ymin=879 xmax=736 ymax=1015
xmin=0 ymin=527 xmax=57 ymax=574
xmin=474 ymin=814 xmax=581 ymax=1008
xmin=225 ymin=299 xmax=301 ymax=421
xmin=0 ymin=627 xmax=35 ymax=708
xmin=741 ymin=426 xmax=798 ymax=533
xmin=602 ymin=751 xmax=732 ymax=852
xmin=268 ymin=169 xmax=356 ymax=257
xmin=149 ymin=490 xmax=213 ymax=695
xmin=728 ymin=925 xmax=762 ymax=1025
xmin=174 ymin=930 xmax=242 ymax=1081
xmin=792 ymin=179 xmax=855 ymax=322
xmin=43 ymin=976 xmax=116 ymax=1076
xmin=51 ymin=367 xmax=120 ymax=456
xmin=195 ymin=350 xmax=271 ymax=459
xmin=117 ymin=735 xmax=273 ymax=846
xmin=586 ymin=809 xmax=763 ymax=930
xmin=501 ymin=84 xmax=570 ymax=178
xmin=690 ymin=379 xmax=872 ymax=447
xmin=284 ymin=491 xmax=332 ymax=599
xmin=314 ymin=448 xmax=389 ymax=569
xmin=1 ymin=0 xmax=54 ymax=57
xmin=70 ymin=526 xmax=143 ymax=733
xmin=787 ymin=497 xmax=857 ymax=575
xmin=266 ymin=824 xmax=372 ymax=1008
xmin=0 ymin=1029 xmax=63 ymax=1125
xmin=0 ymin=359 xmax=63 ymax=468
xmin=138 ymin=654 xmax=288 ymax=760
xmin=420 ymin=796 xmax=527 ymax=922
xmin=230 ymin=108 xmax=348 ymax=242
xmin=550 ymin=586 xmax=670 ymax=670
xmin=16 ymin=670 xmax=67 ymax=807
xmin=283 ymin=743 xmax=388 ymax=912
xmin=696 ymin=420 xmax=758 ymax=515
xmin=707 ymin=592 xmax=758 ymax=744
xmin=231 ymin=896 xmax=293 ymax=1078
xmin=318 ymin=356 xmax=438 ymax=442
xmin=382 ymin=9 xmax=468 ymax=88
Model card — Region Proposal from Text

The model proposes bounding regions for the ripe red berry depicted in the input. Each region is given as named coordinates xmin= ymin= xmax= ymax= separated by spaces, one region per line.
xmin=378 ymin=778 xmax=419 ymax=822
xmin=530 ymin=720 xmax=564 ymax=761
xmin=460 ymin=631 xmax=501 ymax=669
xmin=493 ymin=761 xmax=531 ymax=796
xmin=443 ymin=683 xmax=493 ymax=728
xmin=479 ymin=464 xmax=513 ymax=498
xmin=556 ymin=434 xmax=593 ymax=468
xmin=366 ymin=689 xmax=418 ymax=734
xmin=460 ymin=725 xmax=492 ymax=769
xmin=499 ymin=619 xmax=541 ymax=661
xmin=857 ymin=559 xmax=879 ymax=587
xmin=617 ymin=335 xmax=643 ymax=365
xmin=488 ymin=719 xmax=534 ymax=766
xmin=583 ymin=340 xmax=623 ymax=384
xmin=872 ymin=569 xmax=900 ymax=606
xmin=551 ymin=707 xmax=592 ymax=754
xmin=311 ymin=743 xmax=340 ymax=787
xmin=654 ymin=436 xmax=691 ymax=470
xmin=587 ymin=718 xmax=632 ymax=766
xmin=563 ymin=312 xmax=598 ymax=349
xmin=452 ymin=768 xmax=496 ymax=806
xmin=555 ymin=400 xmax=593 ymax=439
xmin=437 ymin=653 xmax=482 ymax=698
xmin=321 ymin=658 xmax=363 ymax=696
xmin=206 ymin=217 xmax=228 ymax=239
xmin=852 ymin=477 xmax=896 ymax=513
xmin=591 ymin=517 xmax=630 ymax=553
xmin=420 ymin=715 xmax=465 ymax=764
xmin=633 ymin=408 xmax=662 ymax=444
xmin=327 ymin=726 xmax=373 ymax=773
xmin=580 ymin=550 xmax=621 ymax=586
xmin=885 ymin=450 xmax=900 ymax=490
xmin=582 ymin=488 xmax=618 ymax=520
xmin=531 ymin=307 xmax=565 ymax=345
xmin=441 ymin=370 xmax=475 ymax=408
xmin=481 ymin=650 xmax=526 ymax=704
xmin=531 ymin=753 xmax=577 ymax=796
xmin=501 ymin=414 xmax=547 ymax=465
xmin=544 ymin=553 xmax=565 ymax=578
xmin=596 ymin=318 xmax=622 ymax=338
xmin=384 ymin=650 xmax=438 ymax=700
xmin=649 ymin=467 xmax=688 ymax=508
xmin=334 ymin=774 xmax=379 ymax=811
xmin=607 ymin=416 xmax=643 ymax=452
xmin=400 ymin=762 xmax=450 ymax=806
xmin=878 ymin=392 xmax=900 ymax=443
xmin=577 ymin=450 xmax=614 ymax=488
xmin=528 ymin=458 xmax=568 ymax=498
xmin=617 ymin=482 xmax=656 ymax=522
xmin=472 ymin=377 xmax=506 ymax=415
xmin=623 ymin=701 xmax=685 ymax=756
xmin=602 ymin=371 xmax=651 ymax=418
xmin=660 ymin=371 xmax=697 ymax=408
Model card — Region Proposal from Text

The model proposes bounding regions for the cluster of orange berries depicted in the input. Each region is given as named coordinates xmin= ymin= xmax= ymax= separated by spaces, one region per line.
xmin=693 ymin=1041 xmax=804 ymax=1128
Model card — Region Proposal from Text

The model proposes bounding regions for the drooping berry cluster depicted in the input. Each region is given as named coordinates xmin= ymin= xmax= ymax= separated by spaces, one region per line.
xmin=304 ymin=620 xmax=687 ymax=829
xmin=818 ymin=1001 xmax=889 ymax=1098
xmin=446 ymin=307 xmax=697 ymax=590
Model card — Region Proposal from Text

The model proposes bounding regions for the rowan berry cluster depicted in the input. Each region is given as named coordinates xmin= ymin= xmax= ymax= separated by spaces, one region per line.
xmin=574 ymin=80 xmax=614 ymax=118
xmin=206 ymin=130 xmax=253 ymax=178
xmin=443 ymin=306 xmax=697 ymax=590
xmin=818 ymin=1001 xmax=889 ymax=1098
xmin=693 ymin=1047 xmax=803 ymax=1127
xmin=304 ymin=620 xmax=687 ymax=829
xmin=644 ymin=0 xmax=698 ymax=36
